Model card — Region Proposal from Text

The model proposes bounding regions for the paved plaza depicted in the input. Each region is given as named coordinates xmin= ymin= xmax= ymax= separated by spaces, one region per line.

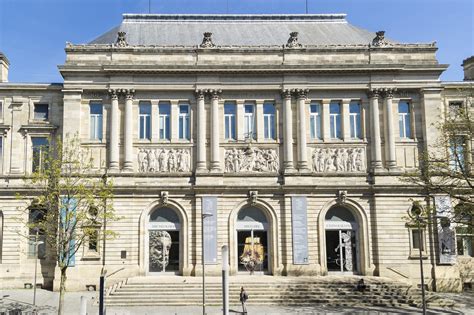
xmin=1 ymin=288 xmax=473 ymax=315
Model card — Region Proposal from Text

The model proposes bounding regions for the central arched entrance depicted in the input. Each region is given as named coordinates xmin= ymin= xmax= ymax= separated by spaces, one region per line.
xmin=325 ymin=206 xmax=359 ymax=274
xmin=147 ymin=207 xmax=181 ymax=274
xmin=235 ymin=206 xmax=270 ymax=274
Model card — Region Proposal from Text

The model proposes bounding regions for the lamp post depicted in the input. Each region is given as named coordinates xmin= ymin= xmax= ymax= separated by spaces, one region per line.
xmin=202 ymin=212 xmax=213 ymax=315
xmin=415 ymin=215 xmax=426 ymax=315
xmin=221 ymin=245 xmax=229 ymax=315
xmin=99 ymin=171 xmax=108 ymax=315
xmin=33 ymin=228 xmax=44 ymax=306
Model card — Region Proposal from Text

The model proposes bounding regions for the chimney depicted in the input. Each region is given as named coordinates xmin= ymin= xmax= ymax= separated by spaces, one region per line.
xmin=0 ymin=52 xmax=9 ymax=83
xmin=462 ymin=56 xmax=474 ymax=81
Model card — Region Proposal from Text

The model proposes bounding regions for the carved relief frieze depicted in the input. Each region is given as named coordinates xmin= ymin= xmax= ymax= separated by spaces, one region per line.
xmin=224 ymin=147 xmax=279 ymax=173
xmin=311 ymin=147 xmax=366 ymax=173
xmin=137 ymin=148 xmax=191 ymax=173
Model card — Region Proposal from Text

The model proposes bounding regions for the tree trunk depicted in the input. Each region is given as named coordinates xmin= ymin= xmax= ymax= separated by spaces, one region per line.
xmin=58 ymin=267 xmax=67 ymax=315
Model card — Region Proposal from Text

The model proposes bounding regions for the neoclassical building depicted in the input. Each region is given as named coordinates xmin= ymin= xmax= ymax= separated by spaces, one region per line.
xmin=0 ymin=14 xmax=472 ymax=292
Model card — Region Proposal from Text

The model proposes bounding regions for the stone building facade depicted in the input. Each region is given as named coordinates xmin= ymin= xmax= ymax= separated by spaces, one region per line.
xmin=0 ymin=14 xmax=472 ymax=292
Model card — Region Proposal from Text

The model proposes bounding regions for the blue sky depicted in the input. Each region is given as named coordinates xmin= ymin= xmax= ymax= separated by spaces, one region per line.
xmin=0 ymin=0 xmax=472 ymax=83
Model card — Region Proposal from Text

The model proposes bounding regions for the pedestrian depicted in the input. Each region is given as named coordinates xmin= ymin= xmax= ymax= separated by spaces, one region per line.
xmin=239 ymin=286 xmax=248 ymax=314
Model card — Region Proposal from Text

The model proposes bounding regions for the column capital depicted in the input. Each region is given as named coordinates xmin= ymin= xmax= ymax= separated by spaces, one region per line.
xmin=195 ymin=89 xmax=206 ymax=100
xmin=122 ymin=89 xmax=135 ymax=100
xmin=281 ymin=89 xmax=292 ymax=100
xmin=380 ymin=88 xmax=397 ymax=99
xmin=367 ymin=89 xmax=381 ymax=99
xmin=206 ymin=89 xmax=222 ymax=100
xmin=108 ymin=89 xmax=119 ymax=100
xmin=292 ymin=88 xmax=309 ymax=99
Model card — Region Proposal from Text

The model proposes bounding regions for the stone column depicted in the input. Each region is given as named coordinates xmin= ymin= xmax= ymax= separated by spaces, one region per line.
xmin=108 ymin=89 xmax=120 ymax=170
xmin=123 ymin=89 xmax=135 ymax=171
xmin=281 ymin=89 xmax=294 ymax=172
xmin=368 ymin=89 xmax=382 ymax=169
xmin=195 ymin=90 xmax=207 ymax=171
xmin=383 ymin=89 xmax=396 ymax=169
xmin=295 ymin=89 xmax=309 ymax=170
xmin=209 ymin=89 xmax=222 ymax=172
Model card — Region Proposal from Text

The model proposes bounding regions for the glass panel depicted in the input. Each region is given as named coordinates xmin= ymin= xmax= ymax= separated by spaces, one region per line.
xmin=179 ymin=105 xmax=190 ymax=140
xmin=90 ymin=104 xmax=103 ymax=140
xmin=90 ymin=103 xmax=102 ymax=115
xmin=412 ymin=230 xmax=424 ymax=251
xmin=224 ymin=103 xmax=236 ymax=140
xmin=159 ymin=103 xmax=171 ymax=140
xmin=32 ymin=137 xmax=49 ymax=172
xmin=139 ymin=103 xmax=151 ymax=115
xmin=34 ymin=104 xmax=49 ymax=121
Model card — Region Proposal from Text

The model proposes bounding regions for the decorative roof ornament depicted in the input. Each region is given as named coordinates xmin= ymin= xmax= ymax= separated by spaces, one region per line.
xmin=200 ymin=32 xmax=216 ymax=48
xmin=371 ymin=31 xmax=388 ymax=47
xmin=116 ymin=31 xmax=128 ymax=47
xmin=286 ymin=32 xmax=302 ymax=48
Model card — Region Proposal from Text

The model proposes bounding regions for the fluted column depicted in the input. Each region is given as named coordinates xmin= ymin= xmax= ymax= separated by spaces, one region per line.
xmin=295 ymin=89 xmax=309 ymax=170
xmin=282 ymin=89 xmax=294 ymax=172
xmin=368 ymin=89 xmax=382 ymax=169
xmin=383 ymin=88 xmax=396 ymax=168
xmin=195 ymin=90 xmax=207 ymax=171
xmin=108 ymin=89 xmax=120 ymax=170
xmin=123 ymin=89 xmax=135 ymax=171
xmin=209 ymin=89 xmax=222 ymax=172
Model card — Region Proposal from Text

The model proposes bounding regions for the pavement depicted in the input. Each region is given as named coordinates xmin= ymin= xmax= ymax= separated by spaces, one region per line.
xmin=0 ymin=289 xmax=473 ymax=315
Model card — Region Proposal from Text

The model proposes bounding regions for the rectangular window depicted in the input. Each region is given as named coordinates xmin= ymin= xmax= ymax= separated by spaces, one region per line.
xmin=398 ymin=101 xmax=411 ymax=138
xmin=244 ymin=104 xmax=256 ymax=140
xmin=412 ymin=229 xmax=424 ymax=251
xmin=28 ymin=208 xmax=46 ymax=258
xmin=139 ymin=102 xmax=151 ymax=140
xmin=329 ymin=101 xmax=341 ymax=139
xmin=224 ymin=103 xmax=236 ymax=140
xmin=178 ymin=104 xmax=190 ymax=140
xmin=349 ymin=101 xmax=362 ymax=139
xmin=449 ymin=101 xmax=463 ymax=117
xmin=0 ymin=101 xmax=3 ymax=120
xmin=263 ymin=102 xmax=276 ymax=140
xmin=457 ymin=233 xmax=473 ymax=257
xmin=310 ymin=103 xmax=322 ymax=140
xmin=449 ymin=136 xmax=465 ymax=171
xmin=89 ymin=103 xmax=103 ymax=140
xmin=159 ymin=103 xmax=171 ymax=140
xmin=88 ymin=230 xmax=99 ymax=252
xmin=32 ymin=137 xmax=49 ymax=173
xmin=34 ymin=104 xmax=49 ymax=121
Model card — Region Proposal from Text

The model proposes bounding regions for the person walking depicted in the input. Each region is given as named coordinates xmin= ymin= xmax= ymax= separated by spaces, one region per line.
xmin=239 ymin=287 xmax=248 ymax=314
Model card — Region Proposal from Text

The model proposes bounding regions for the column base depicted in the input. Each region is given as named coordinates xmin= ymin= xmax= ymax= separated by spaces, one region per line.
xmin=210 ymin=161 xmax=221 ymax=172
xmin=109 ymin=162 xmax=119 ymax=170
xmin=386 ymin=161 xmax=397 ymax=169
xmin=283 ymin=167 xmax=296 ymax=174
xmin=371 ymin=161 xmax=383 ymax=169
xmin=209 ymin=167 xmax=222 ymax=173
xmin=297 ymin=161 xmax=309 ymax=172
xmin=123 ymin=161 xmax=133 ymax=171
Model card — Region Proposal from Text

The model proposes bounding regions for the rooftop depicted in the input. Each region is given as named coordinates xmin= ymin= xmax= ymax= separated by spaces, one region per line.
xmin=89 ymin=14 xmax=395 ymax=47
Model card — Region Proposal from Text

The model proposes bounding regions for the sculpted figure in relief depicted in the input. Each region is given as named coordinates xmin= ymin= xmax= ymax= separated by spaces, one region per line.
xmin=138 ymin=148 xmax=191 ymax=173
xmin=312 ymin=148 xmax=365 ymax=173
xmin=138 ymin=149 xmax=148 ymax=172
xmin=224 ymin=147 xmax=279 ymax=173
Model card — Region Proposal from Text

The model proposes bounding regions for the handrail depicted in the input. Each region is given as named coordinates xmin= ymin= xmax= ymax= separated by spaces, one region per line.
xmin=386 ymin=267 xmax=409 ymax=279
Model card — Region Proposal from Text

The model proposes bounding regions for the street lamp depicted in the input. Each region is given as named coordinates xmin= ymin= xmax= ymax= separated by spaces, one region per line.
xmin=33 ymin=228 xmax=44 ymax=307
xmin=201 ymin=212 xmax=213 ymax=315
xmin=99 ymin=171 xmax=108 ymax=315
xmin=414 ymin=214 xmax=427 ymax=315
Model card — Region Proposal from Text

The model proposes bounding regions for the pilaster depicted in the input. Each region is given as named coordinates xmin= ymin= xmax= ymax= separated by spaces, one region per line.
xmin=382 ymin=88 xmax=396 ymax=169
xmin=108 ymin=89 xmax=120 ymax=170
xmin=281 ymin=89 xmax=294 ymax=172
xmin=123 ymin=89 xmax=135 ymax=171
xmin=368 ymin=89 xmax=382 ymax=169
xmin=209 ymin=89 xmax=222 ymax=172
xmin=294 ymin=88 xmax=309 ymax=171
xmin=195 ymin=90 xmax=207 ymax=172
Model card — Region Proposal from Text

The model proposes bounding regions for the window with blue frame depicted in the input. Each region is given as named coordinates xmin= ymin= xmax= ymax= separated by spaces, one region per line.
xmin=244 ymin=104 xmax=256 ymax=140
xmin=89 ymin=103 xmax=103 ymax=140
xmin=449 ymin=136 xmax=465 ymax=171
xmin=159 ymin=103 xmax=171 ymax=140
xmin=349 ymin=101 xmax=361 ymax=139
xmin=329 ymin=101 xmax=342 ymax=139
xmin=32 ymin=137 xmax=49 ymax=173
xmin=398 ymin=101 xmax=411 ymax=138
xmin=310 ymin=103 xmax=322 ymax=140
xmin=178 ymin=104 xmax=190 ymax=140
xmin=139 ymin=102 xmax=151 ymax=140
xmin=263 ymin=102 xmax=276 ymax=140
xmin=224 ymin=102 xmax=236 ymax=140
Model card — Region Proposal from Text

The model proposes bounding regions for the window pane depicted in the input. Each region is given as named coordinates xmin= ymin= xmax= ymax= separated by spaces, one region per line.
xmin=159 ymin=103 xmax=171 ymax=140
xmin=34 ymin=104 xmax=49 ymax=120
xmin=139 ymin=103 xmax=151 ymax=140
xmin=90 ymin=103 xmax=102 ymax=115
xmin=90 ymin=104 xmax=103 ymax=140
xmin=350 ymin=102 xmax=360 ymax=114
xmin=224 ymin=103 xmax=236 ymax=115
xmin=139 ymin=103 xmax=151 ymax=115
xmin=330 ymin=102 xmax=341 ymax=114
xmin=224 ymin=103 xmax=236 ymax=140
xmin=179 ymin=105 xmax=190 ymax=140
xmin=32 ymin=137 xmax=48 ymax=172
xmin=263 ymin=103 xmax=275 ymax=115
xmin=398 ymin=101 xmax=410 ymax=114
xmin=412 ymin=230 xmax=424 ymax=251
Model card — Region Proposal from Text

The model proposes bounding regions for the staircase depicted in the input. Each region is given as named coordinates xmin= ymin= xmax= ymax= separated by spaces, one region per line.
xmin=105 ymin=275 xmax=456 ymax=308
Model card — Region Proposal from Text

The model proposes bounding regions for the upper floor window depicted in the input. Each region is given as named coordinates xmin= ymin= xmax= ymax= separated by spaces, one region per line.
xmin=398 ymin=101 xmax=411 ymax=138
xmin=34 ymin=104 xmax=49 ymax=121
xmin=159 ymin=103 xmax=171 ymax=140
xmin=263 ymin=102 xmax=276 ymax=140
xmin=244 ymin=104 xmax=256 ymax=140
xmin=139 ymin=102 xmax=151 ymax=140
xmin=28 ymin=207 xmax=46 ymax=259
xmin=224 ymin=103 xmax=236 ymax=140
xmin=448 ymin=101 xmax=463 ymax=117
xmin=329 ymin=101 xmax=341 ymax=139
xmin=89 ymin=103 xmax=103 ymax=141
xmin=178 ymin=104 xmax=190 ymax=140
xmin=32 ymin=137 xmax=49 ymax=173
xmin=310 ymin=103 xmax=322 ymax=140
xmin=349 ymin=101 xmax=362 ymax=139
xmin=0 ymin=101 xmax=3 ymax=120
xmin=449 ymin=136 xmax=465 ymax=171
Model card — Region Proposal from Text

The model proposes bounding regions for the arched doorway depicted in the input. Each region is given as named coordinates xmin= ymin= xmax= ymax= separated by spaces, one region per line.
xmin=235 ymin=206 xmax=270 ymax=274
xmin=147 ymin=207 xmax=181 ymax=274
xmin=325 ymin=206 xmax=359 ymax=274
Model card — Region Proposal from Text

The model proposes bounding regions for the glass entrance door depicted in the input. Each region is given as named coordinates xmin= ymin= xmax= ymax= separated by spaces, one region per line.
xmin=149 ymin=230 xmax=180 ymax=273
xmin=237 ymin=230 xmax=268 ymax=273
xmin=326 ymin=230 xmax=357 ymax=273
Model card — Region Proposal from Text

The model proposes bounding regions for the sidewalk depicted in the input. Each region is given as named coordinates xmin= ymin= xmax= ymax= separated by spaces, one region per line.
xmin=0 ymin=289 xmax=471 ymax=315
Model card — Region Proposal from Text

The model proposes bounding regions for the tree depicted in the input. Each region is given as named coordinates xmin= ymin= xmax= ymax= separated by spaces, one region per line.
xmin=404 ymin=86 xmax=474 ymax=230
xmin=19 ymin=134 xmax=116 ymax=315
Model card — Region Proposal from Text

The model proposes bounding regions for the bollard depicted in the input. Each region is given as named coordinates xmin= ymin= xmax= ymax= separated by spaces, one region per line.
xmin=80 ymin=296 xmax=87 ymax=315
xmin=222 ymin=245 xmax=229 ymax=315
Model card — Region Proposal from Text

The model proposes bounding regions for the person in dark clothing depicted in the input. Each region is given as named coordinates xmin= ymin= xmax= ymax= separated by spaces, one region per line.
xmin=239 ymin=287 xmax=248 ymax=314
